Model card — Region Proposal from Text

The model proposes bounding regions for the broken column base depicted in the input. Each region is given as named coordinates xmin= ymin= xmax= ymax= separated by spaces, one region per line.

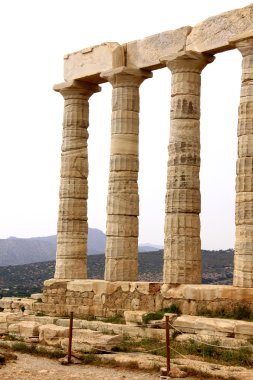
xmin=29 ymin=280 xmax=253 ymax=318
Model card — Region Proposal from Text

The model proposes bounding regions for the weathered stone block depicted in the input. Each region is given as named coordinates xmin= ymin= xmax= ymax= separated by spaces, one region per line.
xmin=8 ymin=321 xmax=40 ymax=337
xmin=126 ymin=27 xmax=191 ymax=69
xmin=39 ymin=324 xmax=69 ymax=346
xmin=64 ymin=42 xmax=122 ymax=82
xmin=124 ymin=310 xmax=146 ymax=325
xmin=0 ymin=312 xmax=22 ymax=325
xmin=186 ymin=4 xmax=253 ymax=53
xmin=234 ymin=320 xmax=253 ymax=338
xmin=61 ymin=329 xmax=123 ymax=352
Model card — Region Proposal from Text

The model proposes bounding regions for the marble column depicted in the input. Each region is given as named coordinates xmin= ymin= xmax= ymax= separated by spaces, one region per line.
xmin=230 ymin=33 xmax=253 ymax=287
xmin=101 ymin=67 xmax=152 ymax=281
xmin=160 ymin=52 xmax=214 ymax=284
xmin=54 ymin=80 xmax=101 ymax=279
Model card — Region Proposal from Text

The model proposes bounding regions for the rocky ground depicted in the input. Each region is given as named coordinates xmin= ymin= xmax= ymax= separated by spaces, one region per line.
xmin=2 ymin=351 xmax=253 ymax=380
xmin=0 ymin=352 xmax=164 ymax=380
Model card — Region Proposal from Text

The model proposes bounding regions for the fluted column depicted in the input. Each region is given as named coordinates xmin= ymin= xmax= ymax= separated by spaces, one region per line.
xmin=101 ymin=67 xmax=152 ymax=281
xmin=160 ymin=52 xmax=214 ymax=284
xmin=54 ymin=80 xmax=101 ymax=279
xmin=230 ymin=33 xmax=253 ymax=287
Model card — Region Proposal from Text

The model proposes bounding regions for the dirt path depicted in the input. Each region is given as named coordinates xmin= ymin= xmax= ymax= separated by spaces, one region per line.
xmin=0 ymin=353 xmax=161 ymax=380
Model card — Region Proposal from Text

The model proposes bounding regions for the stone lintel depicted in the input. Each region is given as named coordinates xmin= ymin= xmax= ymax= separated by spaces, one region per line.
xmin=53 ymin=80 xmax=101 ymax=96
xmin=100 ymin=66 xmax=152 ymax=87
xmin=186 ymin=4 xmax=253 ymax=54
xmin=62 ymin=4 xmax=253 ymax=84
xmin=43 ymin=279 xmax=70 ymax=287
xmin=229 ymin=30 xmax=253 ymax=45
xmin=229 ymin=31 xmax=253 ymax=56
xmin=125 ymin=26 xmax=192 ymax=70
xmin=64 ymin=42 xmax=124 ymax=83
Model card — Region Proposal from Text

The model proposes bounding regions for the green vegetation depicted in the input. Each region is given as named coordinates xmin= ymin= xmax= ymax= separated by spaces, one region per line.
xmin=198 ymin=305 xmax=253 ymax=322
xmin=174 ymin=339 xmax=252 ymax=366
xmin=114 ymin=335 xmax=253 ymax=368
xmin=80 ymin=353 xmax=145 ymax=371
xmin=142 ymin=304 xmax=181 ymax=324
xmin=115 ymin=337 xmax=166 ymax=356
xmin=76 ymin=314 xmax=125 ymax=324
xmin=11 ymin=342 xmax=65 ymax=359
xmin=100 ymin=314 xmax=125 ymax=324
xmin=36 ymin=346 xmax=65 ymax=359
xmin=12 ymin=342 xmax=37 ymax=354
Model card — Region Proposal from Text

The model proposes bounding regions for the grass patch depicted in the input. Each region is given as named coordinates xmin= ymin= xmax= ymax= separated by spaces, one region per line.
xmin=197 ymin=305 xmax=253 ymax=321
xmin=142 ymin=304 xmax=181 ymax=324
xmin=80 ymin=353 xmax=144 ymax=371
xmin=76 ymin=314 xmax=125 ymax=324
xmin=37 ymin=346 xmax=65 ymax=359
xmin=81 ymin=352 xmax=99 ymax=364
xmin=172 ymin=339 xmax=252 ymax=367
xmin=77 ymin=315 xmax=97 ymax=321
xmin=100 ymin=315 xmax=125 ymax=324
xmin=115 ymin=336 xmax=166 ymax=356
xmin=115 ymin=335 xmax=252 ymax=368
xmin=12 ymin=342 xmax=37 ymax=354
xmin=4 ymin=334 xmax=19 ymax=341
xmin=11 ymin=341 xmax=65 ymax=359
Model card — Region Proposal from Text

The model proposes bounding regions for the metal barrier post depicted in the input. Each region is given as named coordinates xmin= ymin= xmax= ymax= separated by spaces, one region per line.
xmin=67 ymin=311 xmax=74 ymax=364
xmin=165 ymin=314 xmax=171 ymax=375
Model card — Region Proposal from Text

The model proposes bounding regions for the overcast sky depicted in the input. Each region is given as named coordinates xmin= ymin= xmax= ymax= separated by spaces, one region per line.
xmin=0 ymin=0 xmax=251 ymax=249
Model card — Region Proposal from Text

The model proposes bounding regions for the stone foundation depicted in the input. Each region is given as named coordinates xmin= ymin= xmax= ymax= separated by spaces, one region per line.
xmin=31 ymin=281 xmax=253 ymax=318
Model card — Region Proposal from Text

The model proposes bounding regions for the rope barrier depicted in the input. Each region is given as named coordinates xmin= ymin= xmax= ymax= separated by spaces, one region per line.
xmin=91 ymin=344 xmax=167 ymax=355
xmin=170 ymin=346 xmax=188 ymax=360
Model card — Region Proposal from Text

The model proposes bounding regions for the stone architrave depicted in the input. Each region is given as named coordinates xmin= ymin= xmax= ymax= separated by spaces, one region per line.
xmin=160 ymin=52 xmax=214 ymax=284
xmin=100 ymin=67 xmax=152 ymax=281
xmin=53 ymin=80 xmax=101 ymax=279
xmin=230 ymin=32 xmax=253 ymax=288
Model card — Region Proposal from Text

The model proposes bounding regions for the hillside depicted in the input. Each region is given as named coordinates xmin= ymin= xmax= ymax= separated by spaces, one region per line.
xmin=0 ymin=249 xmax=234 ymax=297
xmin=0 ymin=230 xmax=161 ymax=266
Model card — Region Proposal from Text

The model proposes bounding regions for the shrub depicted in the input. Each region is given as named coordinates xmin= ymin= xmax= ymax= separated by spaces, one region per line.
xmin=198 ymin=305 xmax=253 ymax=321
xmin=12 ymin=342 xmax=36 ymax=354
xmin=142 ymin=304 xmax=181 ymax=324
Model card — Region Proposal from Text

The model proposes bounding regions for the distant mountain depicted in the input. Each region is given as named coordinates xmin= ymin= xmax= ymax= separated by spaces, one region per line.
xmin=87 ymin=228 xmax=106 ymax=254
xmin=138 ymin=243 xmax=163 ymax=252
xmin=0 ymin=229 xmax=162 ymax=266
xmin=0 ymin=235 xmax=56 ymax=266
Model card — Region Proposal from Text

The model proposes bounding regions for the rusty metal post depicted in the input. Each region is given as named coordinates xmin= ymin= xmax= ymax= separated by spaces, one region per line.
xmin=67 ymin=311 xmax=74 ymax=364
xmin=165 ymin=314 xmax=171 ymax=375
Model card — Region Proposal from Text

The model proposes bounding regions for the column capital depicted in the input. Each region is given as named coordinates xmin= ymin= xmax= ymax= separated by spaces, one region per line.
xmin=160 ymin=51 xmax=215 ymax=73
xmin=53 ymin=80 xmax=101 ymax=98
xmin=229 ymin=31 xmax=253 ymax=56
xmin=100 ymin=66 xmax=152 ymax=88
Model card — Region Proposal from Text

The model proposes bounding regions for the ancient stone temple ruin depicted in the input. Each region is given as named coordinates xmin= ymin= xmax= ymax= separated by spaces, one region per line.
xmin=38 ymin=4 xmax=253 ymax=318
